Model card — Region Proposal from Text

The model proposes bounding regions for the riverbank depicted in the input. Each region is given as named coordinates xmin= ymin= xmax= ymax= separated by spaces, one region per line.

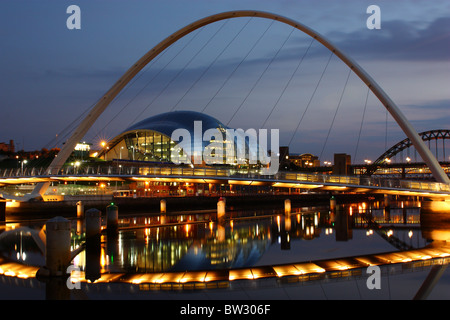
xmin=5 ymin=192 xmax=380 ymax=220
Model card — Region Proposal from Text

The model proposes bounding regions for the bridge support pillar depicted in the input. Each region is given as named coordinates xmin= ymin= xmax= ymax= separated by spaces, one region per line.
xmin=76 ymin=201 xmax=84 ymax=218
xmin=330 ymin=196 xmax=336 ymax=211
xmin=39 ymin=216 xmax=71 ymax=277
xmin=85 ymin=208 xmax=102 ymax=239
xmin=0 ymin=201 xmax=5 ymax=222
xmin=160 ymin=199 xmax=166 ymax=213
xmin=284 ymin=199 xmax=291 ymax=214
xmin=106 ymin=203 xmax=118 ymax=232
xmin=384 ymin=194 xmax=391 ymax=208
xmin=217 ymin=197 xmax=225 ymax=221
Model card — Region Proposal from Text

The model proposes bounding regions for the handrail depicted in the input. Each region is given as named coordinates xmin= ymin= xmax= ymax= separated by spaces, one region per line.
xmin=1 ymin=165 xmax=449 ymax=193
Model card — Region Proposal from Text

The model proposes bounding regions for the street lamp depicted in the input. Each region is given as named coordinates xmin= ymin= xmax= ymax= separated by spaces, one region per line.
xmin=74 ymin=161 xmax=81 ymax=174
xmin=101 ymin=141 xmax=108 ymax=161
xmin=21 ymin=159 xmax=27 ymax=175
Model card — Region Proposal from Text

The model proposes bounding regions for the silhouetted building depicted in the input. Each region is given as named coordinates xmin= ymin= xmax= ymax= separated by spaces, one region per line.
xmin=333 ymin=153 xmax=352 ymax=175
xmin=0 ymin=140 xmax=14 ymax=153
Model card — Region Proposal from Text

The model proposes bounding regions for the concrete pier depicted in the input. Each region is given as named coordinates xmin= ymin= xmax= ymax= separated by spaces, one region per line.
xmin=330 ymin=196 xmax=336 ymax=211
xmin=217 ymin=197 xmax=225 ymax=220
xmin=284 ymin=199 xmax=291 ymax=214
xmin=106 ymin=203 xmax=118 ymax=231
xmin=85 ymin=208 xmax=102 ymax=239
xmin=76 ymin=201 xmax=84 ymax=218
xmin=45 ymin=216 xmax=71 ymax=277
xmin=160 ymin=199 xmax=166 ymax=213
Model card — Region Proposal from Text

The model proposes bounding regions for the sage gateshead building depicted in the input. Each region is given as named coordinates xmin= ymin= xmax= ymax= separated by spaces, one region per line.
xmin=100 ymin=110 xmax=261 ymax=167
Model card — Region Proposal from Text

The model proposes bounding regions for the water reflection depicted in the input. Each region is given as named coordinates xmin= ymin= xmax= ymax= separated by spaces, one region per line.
xmin=0 ymin=199 xmax=442 ymax=280
xmin=68 ymin=199 xmax=428 ymax=275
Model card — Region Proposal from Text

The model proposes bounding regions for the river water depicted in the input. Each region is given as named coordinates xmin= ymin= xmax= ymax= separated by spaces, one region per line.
xmin=1 ymin=198 xmax=450 ymax=301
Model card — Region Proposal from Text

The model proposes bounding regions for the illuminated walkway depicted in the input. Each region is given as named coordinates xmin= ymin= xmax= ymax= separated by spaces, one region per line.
xmin=2 ymin=166 xmax=450 ymax=199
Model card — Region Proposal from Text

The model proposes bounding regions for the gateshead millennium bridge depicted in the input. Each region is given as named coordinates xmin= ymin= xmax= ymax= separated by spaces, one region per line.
xmin=0 ymin=10 xmax=449 ymax=300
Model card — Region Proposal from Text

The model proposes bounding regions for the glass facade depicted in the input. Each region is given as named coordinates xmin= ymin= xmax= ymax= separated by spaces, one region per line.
xmin=104 ymin=111 xmax=260 ymax=166
xmin=123 ymin=130 xmax=176 ymax=162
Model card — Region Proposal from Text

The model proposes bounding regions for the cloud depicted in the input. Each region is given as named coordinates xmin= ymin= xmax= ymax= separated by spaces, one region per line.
xmin=328 ymin=17 xmax=450 ymax=61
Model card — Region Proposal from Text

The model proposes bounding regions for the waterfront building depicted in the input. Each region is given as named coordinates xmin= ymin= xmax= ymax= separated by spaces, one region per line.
xmin=100 ymin=111 xmax=258 ymax=167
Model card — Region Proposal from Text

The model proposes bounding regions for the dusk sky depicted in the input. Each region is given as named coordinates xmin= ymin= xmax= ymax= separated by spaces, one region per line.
xmin=1 ymin=0 xmax=449 ymax=164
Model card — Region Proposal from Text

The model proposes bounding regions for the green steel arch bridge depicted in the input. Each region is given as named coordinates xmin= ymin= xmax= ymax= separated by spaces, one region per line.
xmin=364 ymin=129 xmax=450 ymax=176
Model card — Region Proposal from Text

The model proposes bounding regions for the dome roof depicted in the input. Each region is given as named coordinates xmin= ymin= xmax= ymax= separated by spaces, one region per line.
xmin=123 ymin=110 xmax=227 ymax=137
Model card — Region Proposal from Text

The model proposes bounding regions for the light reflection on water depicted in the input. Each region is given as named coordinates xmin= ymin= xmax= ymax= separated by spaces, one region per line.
xmin=66 ymin=200 xmax=434 ymax=275
xmin=0 ymin=200 xmax=431 ymax=277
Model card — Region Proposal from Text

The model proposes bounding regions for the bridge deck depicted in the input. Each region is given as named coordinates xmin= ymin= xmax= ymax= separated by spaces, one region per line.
xmin=2 ymin=166 xmax=450 ymax=199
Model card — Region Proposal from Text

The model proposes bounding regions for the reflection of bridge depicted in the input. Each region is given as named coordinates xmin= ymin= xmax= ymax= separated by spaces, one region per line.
xmin=1 ymin=9 xmax=450 ymax=300
xmin=0 ymin=217 xmax=449 ymax=299
xmin=2 ymin=166 xmax=450 ymax=200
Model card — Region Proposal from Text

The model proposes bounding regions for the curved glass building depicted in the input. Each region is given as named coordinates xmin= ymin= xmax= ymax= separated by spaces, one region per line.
xmin=103 ymin=111 xmax=240 ymax=165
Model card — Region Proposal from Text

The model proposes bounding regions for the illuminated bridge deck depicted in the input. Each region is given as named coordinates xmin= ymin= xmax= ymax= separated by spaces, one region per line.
xmin=2 ymin=166 xmax=450 ymax=199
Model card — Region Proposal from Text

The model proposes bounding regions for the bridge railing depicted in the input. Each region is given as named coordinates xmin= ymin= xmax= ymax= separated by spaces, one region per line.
xmin=1 ymin=165 xmax=450 ymax=194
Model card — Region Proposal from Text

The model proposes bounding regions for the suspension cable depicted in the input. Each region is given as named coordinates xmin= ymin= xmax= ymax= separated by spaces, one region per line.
xmin=170 ymin=19 xmax=234 ymax=112
xmin=226 ymin=26 xmax=295 ymax=126
xmin=319 ymin=68 xmax=352 ymax=160
xmin=354 ymin=87 xmax=370 ymax=162
xmin=201 ymin=19 xmax=274 ymax=113
xmin=260 ymin=37 xmax=314 ymax=129
xmin=125 ymin=27 xmax=206 ymax=126
xmin=288 ymin=50 xmax=333 ymax=147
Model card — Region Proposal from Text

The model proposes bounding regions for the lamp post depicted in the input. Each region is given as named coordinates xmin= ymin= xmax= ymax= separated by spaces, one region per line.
xmin=101 ymin=141 xmax=107 ymax=161
xmin=21 ymin=159 xmax=27 ymax=176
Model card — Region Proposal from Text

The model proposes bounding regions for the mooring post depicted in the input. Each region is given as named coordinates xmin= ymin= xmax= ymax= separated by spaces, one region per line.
xmin=0 ymin=201 xmax=5 ymax=222
xmin=106 ymin=203 xmax=118 ymax=232
xmin=284 ymin=199 xmax=291 ymax=214
xmin=330 ymin=196 xmax=336 ymax=211
xmin=76 ymin=201 xmax=84 ymax=219
xmin=217 ymin=197 xmax=225 ymax=220
xmin=85 ymin=208 xmax=102 ymax=239
xmin=160 ymin=199 xmax=166 ymax=213
xmin=45 ymin=216 xmax=71 ymax=276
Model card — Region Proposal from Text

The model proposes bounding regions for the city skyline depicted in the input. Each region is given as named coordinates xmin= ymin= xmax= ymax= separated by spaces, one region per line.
xmin=1 ymin=0 xmax=449 ymax=164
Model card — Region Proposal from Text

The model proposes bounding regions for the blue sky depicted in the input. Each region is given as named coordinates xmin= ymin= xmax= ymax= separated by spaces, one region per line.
xmin=1 ymin=0 xmax=449 ymax=164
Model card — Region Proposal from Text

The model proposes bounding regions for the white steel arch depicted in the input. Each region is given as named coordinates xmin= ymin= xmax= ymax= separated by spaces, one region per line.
xmin=32 ymin=10 xmax=449 ymax=198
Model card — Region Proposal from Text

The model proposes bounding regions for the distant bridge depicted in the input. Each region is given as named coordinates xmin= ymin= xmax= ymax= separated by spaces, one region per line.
xmin=366 ymin=129 xmax=450 ymax=176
